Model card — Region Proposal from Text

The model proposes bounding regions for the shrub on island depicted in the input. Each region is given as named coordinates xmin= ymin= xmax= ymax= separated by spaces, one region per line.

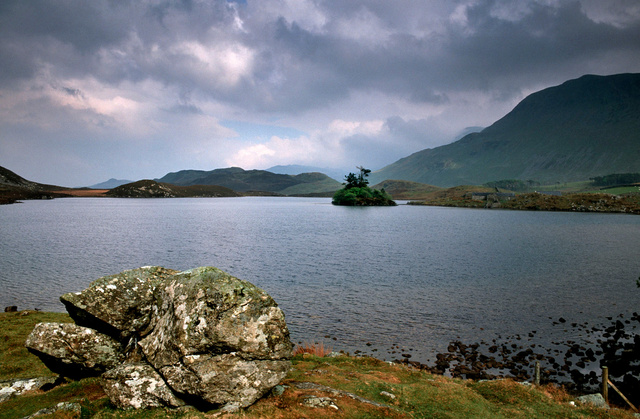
xmin=332 ymin=167 xmax=396 ymax=206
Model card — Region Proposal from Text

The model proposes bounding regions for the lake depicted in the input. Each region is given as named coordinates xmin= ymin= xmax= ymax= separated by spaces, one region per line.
xmin=1 ymin=197 xmax=639 ymax=365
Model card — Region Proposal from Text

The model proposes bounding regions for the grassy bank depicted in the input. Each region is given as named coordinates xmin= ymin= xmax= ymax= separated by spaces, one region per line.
xmin=1 ymin=311 xmax=635 ymax=418
xmin=408 ymin=189 xmax=640 ymax=214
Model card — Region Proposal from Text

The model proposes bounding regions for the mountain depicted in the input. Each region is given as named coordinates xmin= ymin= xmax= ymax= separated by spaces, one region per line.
xmin=0 ymin=166 xmax=55 ymax=191
xmin=0 ymin=166 xmax=72 ymax=204
xmin=88 ymin=178 xmax=133 ymax=189
xmin=156 ymin=167 xmax=342 ymax=195
xmin=267 ymin=165 xmax=346 ymax=181
xmin=369 ymin=73 xmax=640 ymax=187
xmin=371 ymin=179 xmax=442 ymax=200
xmin=105 ymin=180 xmax=240 ymax=198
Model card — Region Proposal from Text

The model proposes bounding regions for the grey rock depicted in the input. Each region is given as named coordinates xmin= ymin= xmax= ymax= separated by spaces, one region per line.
xmin=291 ymin=381 xmax=393 ymax=409
xmin=326 ymin=351 xmax=346 ymax=358
xmin=139 ymin=267 xmax=292 ymax=365
xmin=380 ymin=391 xmax=396 ymax=400
xmin=219 ymin=403 xmax=242 ymax=413
xmin=271 ymin=385 xmax=287 ymax=396
xmin=60 ymin=266 xmax=178 ymax=340
xmin=0 ymin=377 xmax=58 ymax=403
xmin=23 ymin=402 xmax=82 ymax=418
xmin=576 ymin=393 xmax=608 ymax=408
xmin=159 ymin=353 xmax=290 ymax=407
xmin=138 ymin=267 xmax=293 ymax=407
xmin=102 ymin=363 xmax=185 ymax=409
xmin=27 ymin=266 xmax=293 ymax=410
xmin=302 ymin=395 xmax=339 ymax=410
xmin=25 ymin=323 xmax=124 ymax=378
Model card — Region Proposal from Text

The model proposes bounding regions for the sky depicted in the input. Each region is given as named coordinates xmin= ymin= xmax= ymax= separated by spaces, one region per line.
xmin=1 ymin=0 xmax=640 ymax=187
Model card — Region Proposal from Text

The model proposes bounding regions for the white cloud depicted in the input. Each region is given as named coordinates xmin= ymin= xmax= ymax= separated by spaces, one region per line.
xmin=226 ymin=118 xmax=389 ymax=169
xmin=175 ymin=41 xmax=255 ymax=89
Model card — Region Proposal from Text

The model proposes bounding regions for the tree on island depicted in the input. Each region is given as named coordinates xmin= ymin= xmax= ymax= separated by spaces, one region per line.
xmin=332 ymin=166 xmax=396 ymax=206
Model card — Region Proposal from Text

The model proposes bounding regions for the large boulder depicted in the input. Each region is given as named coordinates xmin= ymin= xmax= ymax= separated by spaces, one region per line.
xmin=26 ymin=266 xmax=293 ymax=411
xmin=60 ymin=266 xmax=178 ymax=340
xmin=25 ymin=323 xmax=124 ymax=378
xmin=138 ymin=267 xmax=292 ymax=407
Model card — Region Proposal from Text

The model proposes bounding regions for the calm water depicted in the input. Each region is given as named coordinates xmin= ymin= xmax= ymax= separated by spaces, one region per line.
xmin=1 ymin=197 xmax=639 ymax=363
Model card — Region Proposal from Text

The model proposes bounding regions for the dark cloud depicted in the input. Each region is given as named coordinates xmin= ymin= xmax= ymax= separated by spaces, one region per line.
xmin=3 ymin=0 xmax=639 ymax=107
xmin=1 ymin=0 xmax=640 ymax=185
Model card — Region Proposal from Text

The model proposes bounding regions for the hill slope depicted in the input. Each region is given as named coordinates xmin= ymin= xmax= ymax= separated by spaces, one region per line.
xmin=105 ymin=180 xmax=240 ymax=198
xmin=370 ymin=73 xmax=640 ymax=187
xmin=157 ymin=167 xmax=342 ymax=194
xmin=0 ymin=166 xmax=71 ymax=204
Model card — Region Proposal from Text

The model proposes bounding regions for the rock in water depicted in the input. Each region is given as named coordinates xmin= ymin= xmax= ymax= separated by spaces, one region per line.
xmin=26 ymin=266 xmax=293 ymax=410
xmin=60 ymin=266 xmax=178 ymax=340
xmin=138 ymin=267 xmax=293 ymax=407
xmin=25 ymin=323 xmax=124 ymax=378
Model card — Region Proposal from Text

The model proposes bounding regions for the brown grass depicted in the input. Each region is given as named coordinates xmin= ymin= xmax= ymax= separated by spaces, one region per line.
xmin=293 ymin=341 xmax=333 ymax=357
xmin=46 ymin=189 xmax=109 ymax=197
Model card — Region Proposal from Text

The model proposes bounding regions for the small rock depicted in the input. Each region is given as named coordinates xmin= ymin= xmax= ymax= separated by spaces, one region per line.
xmin=576 ymin=393 xmax=608 ymax=408
xmin=326 ymin=351 xmax=345 ymax=358
xmin=4 ymin=306 xmax=17 ymax=312
xmin=302 ymin=395 xmax=339 ymax=410
xmin=219 ymin=403 xmax=241 ymax=413
xmin=380 ymin=391 xmax=396 ymax=400
xmin=24 ymin=402 xmax=82 ymax=418
xmin=0 ymin=377 xmax=58 ymax=403
xmin=271 ymin=385 xmax=287 ymax=396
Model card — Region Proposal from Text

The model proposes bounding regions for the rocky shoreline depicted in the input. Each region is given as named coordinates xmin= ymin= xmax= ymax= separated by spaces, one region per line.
xmin=409 ymin=192 xmax=640 ymax=214
xmin=391 ymin=312 xmax=640 ymax=407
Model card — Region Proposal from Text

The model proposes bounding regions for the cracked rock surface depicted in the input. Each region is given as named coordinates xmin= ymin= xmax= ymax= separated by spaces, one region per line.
xmin=26 ymin=266 xmax=293 ymax=410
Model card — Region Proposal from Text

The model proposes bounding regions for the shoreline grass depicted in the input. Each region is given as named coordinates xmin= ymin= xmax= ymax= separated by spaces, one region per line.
xmin=1 ymin=311 xmax=636 ymax=418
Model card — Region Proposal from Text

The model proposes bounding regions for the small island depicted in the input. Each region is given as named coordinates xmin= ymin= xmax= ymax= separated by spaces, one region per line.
xmin=332 ymin=167 xmax=396 ymax=206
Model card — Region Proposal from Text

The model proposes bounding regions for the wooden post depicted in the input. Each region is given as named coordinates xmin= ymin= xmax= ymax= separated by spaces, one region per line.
xmin=608 ymin=378 xmax=638 ymax=412
xmin=534 ymin=361 xmax=540 ymax=385
xmin=602 ymin=366 xmax=608 ymax=404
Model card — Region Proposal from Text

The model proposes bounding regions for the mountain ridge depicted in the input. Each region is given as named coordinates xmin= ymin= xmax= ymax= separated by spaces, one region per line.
xmin=156 ymin=167 xmax=342 ymax=194
xmin=369 ymin=73 xmax=640 ymax=186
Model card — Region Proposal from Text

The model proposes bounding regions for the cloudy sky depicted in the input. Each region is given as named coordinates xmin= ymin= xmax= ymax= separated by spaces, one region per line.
xmin=1 ymin=0 xmax=639 ymax=186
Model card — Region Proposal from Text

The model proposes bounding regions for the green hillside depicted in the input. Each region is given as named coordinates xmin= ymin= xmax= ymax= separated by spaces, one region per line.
xmin=371 ymin=179 xmax=442 ymax=200
xmin=157 ymin=167 xmax=342 ymax=195
xmin=370 ymin=73 xmax=640 ymax=187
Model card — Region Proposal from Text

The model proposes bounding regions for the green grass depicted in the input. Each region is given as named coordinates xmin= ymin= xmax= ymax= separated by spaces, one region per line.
xmin=1 ymin=313 xmax=636 ymax=418
xmin=0 ymin=311 xmax=73 ymax=381
xmin=597 ymin=186 xmax=640 ymax=195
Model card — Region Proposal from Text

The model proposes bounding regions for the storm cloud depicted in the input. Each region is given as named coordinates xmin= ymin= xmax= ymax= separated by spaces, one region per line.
xmin=1 ymin=0 xmax=639 ymax=186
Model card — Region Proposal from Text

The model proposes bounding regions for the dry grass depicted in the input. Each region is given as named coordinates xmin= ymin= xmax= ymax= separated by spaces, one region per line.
xmin=46 ymin=189 xmax=109 ymax=197
xmin=293 ymin=341 xmax=333 ymax=357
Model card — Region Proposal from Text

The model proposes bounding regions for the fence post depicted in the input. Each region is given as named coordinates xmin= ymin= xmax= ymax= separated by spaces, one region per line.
xmin=602 ymin=366 xmax=608 ymax=404
xmin=534 ymin=361 xmax=540 ymax=385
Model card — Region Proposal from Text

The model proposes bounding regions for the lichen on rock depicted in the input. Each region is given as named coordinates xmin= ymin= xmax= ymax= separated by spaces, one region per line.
xmin=26 ymin=266 xmax=293 ymax=411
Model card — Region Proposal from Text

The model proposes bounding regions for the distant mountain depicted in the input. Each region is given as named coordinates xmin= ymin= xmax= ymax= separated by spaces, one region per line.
xmin=106 ymin=180 xmax=240 ymax=198
xmin=156 ymin=167 xmax=342 ymax=195
xmin=267 ymin=165 xmax=345 ymax=181
xmin=89 ymin=178 xmax=133 ymax=189
xmin=370 ymin=73 xmax=640 ymax=187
